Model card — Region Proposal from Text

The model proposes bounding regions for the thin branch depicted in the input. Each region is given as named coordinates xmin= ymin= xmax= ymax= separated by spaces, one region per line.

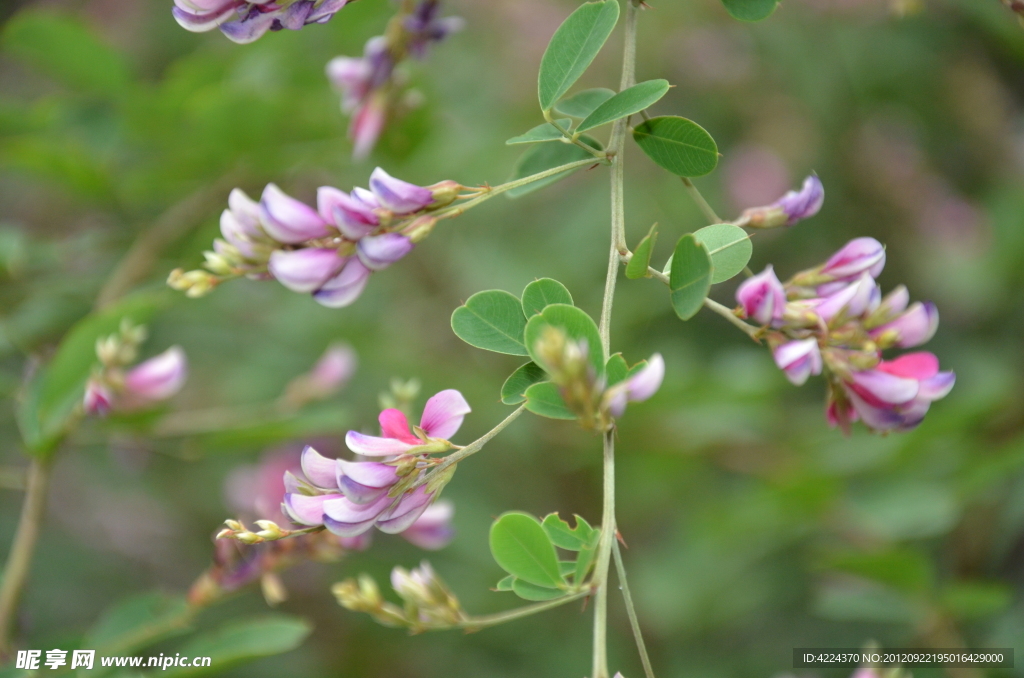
xmin=452 ymin=590 xmax=591 ymax=632
xmin=613 ymin=540 xmax=655 ymax=678
xmin=680 ymin=177 xmax=721 ymax=225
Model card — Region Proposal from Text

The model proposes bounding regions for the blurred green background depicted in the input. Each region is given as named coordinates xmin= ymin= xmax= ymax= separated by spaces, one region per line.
xmin=2 ymin=0 xmax=1024 ymax=676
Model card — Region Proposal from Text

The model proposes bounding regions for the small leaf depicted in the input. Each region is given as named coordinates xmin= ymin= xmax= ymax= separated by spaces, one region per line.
xmin=490 ymin=512 xmax=565 ymax=588
xmin=501 ymin=362 xmax=547 ymax=405
xmin=575 ymin=542 xmax=598 ymax=585
xmin=162 ymin=615 xmax=312 ymax=677
xmin=85 ymin=592 xmax=191 ymax=658
xmin=625 ymin=223 xmax=658 ymax=279
xmin=524 ymin=381 xmax=576 ymax=420
xmin=693 ymin=223 xmax=752 ymax=283
xmin=522 ymin=278 xmax=574 ymax=316
xmin=633 ymin=116 xmax=719 ymax=177
xmin=506 ymin=119 xmax=573 ymax=145
xmin=538 ymin=0 xmax=621 ymax=111
xmin=542 ymin=513 xmax=596 ymax=551
xmin=512 ymin=578 xmax=566 ymax=601
xmin=669 ymin=234 xmax=713 ymax=320
xmin=524 ymin=304 xmax=605 ymax=379
xmin=626 ymin=358 xmax=649 ymax=379
xmin=577 ymin=79 xmax=670 ymax=132
xmin=451 ymin=290 xmax=528 ymax=355
xmin=605 ymin=354 xmax=629 ymax=387
xmin=559 ymin=561 xmax=577 ymax=577
xmin=506 ymin=136 xmax=601 ymax=199
xmin=554 ymin=88 xmax=616 ymax=118
xmin=495 ymin=575 xmax=516 ymax=591
xmin=721 ymin=0 xmax=779 ymax=22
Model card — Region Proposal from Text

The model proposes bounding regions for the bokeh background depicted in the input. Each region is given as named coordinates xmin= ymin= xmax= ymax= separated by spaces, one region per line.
xmin=2 ymin=0 xmax=1024 ymax=676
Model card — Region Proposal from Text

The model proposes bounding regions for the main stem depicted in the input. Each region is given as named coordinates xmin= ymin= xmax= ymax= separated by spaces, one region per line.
xmin=0 ymin=457 xmax=52 ymax=659
xmin=593 ymin=4 xmax=640 ymax=678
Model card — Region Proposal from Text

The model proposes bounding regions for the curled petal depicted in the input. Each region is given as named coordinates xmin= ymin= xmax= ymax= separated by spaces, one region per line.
xmin=300 ymin=445 xmax=339 ymax=489
xmin=849 ymin=370 xmax=919 ymax=405
xmin=376 ymin=487 xmax=433 ymax=534
xmin=322 ymin=495 xmax=390 ymax=536
xmin=774 ymin=175 xmax=825 ymax=225
xmin=268 ymin=248 xmax=346 ymax=293
xmin=308 ymin=0 xmax=350 ymax=22
xmin=357 ymin=233 xmax=414 ymax=270
xmin=124 ymin=347 xmax=188 ymax=401
xmin=401 ymin=501 xmax=455 ymax=550
xmin=917 ymin=371 xmax=955 ymax=401
xmin=419 ymin=389 xmax=471 ymax=440
xmin=736 ymin=265 xmax=786 ymax=325
xmin=313 ymin=259 xmax=371 ymax=308
xmin=259 ymin=184 xmax=332 ymax=244
xmin=283 ymin=492 xmax=342 ymax=526
xmin=345 ymin=431 xmax=417 ymax=456
xmin=871 ymin=302 xmax=938 ymax=348
xmin=379 ymin=408 xmax=419 ymax=443
xmin=171 ymin=4 xmax=238 ymax=32
xmin=219 ymin=10 xmax=277 ymax=44
xmin=820 ymin=237 xmax=886 ymax=281
xmin=627 ymin=353 xmax=665 ymax=403
xmin=337 ymin=460 xmax=399 ymax=504
xmin=369 ymin=167 xmax=433 ymax=214
xmin=772 ymin=339 xmax=822 ymax=386
xmin=876 ymin=352 xmax=940 ymax=380
xmin=317 ymin=186 xmax=379 ymax=239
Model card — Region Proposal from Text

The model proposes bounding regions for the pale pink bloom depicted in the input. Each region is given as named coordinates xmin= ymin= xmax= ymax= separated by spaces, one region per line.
xmin=123 ymin=347 xmax=188 ymax=402
xmin=346 ymin=389 xmax=471 ymax=456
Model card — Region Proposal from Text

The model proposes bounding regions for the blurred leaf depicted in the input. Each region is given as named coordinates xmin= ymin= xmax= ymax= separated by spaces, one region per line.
xmin=542 ymin=513 xmax=596 ymax=551
xmin=451 ymin=290 xmax=528 ymax=356
xmin=577 ymin=80 xmax=671 ymax=132
xmin=506 ymin=120 xmax=573 ymax=145
xmin=84 ymin=592 xmax=192 ymax=674
xmin=0 ymin=137 xmax=114 ymax=201
xmin=626 ymin=224 xmax=658 ymax=279
xmin=524 ymin=303 xmax=605 ymax=378
xmin=575 ymin=541 xmax=597 ymax=585
xmin=490 ymin=511 xmax=565 ymax=588
xmin=606 ymin=353 xmax=629 ymax=386
xmin=524 ymin=381 xmax=575 ymax=420
xmin=814 ymin=582 xmax=924 ymax=624
xmin=720 ymin=0 xmax=779 ymax=22
xmin=821 ymin=548 xmax=934 ymax=593
xmin=693 ymin=224 xmax=752 ymax=284
xmin=506 ymin=135 xmax=600 ymax=198
xmin=501 ymin=361 xmax=547 ymax=405
xmin=495 ymin=575 xmax=515 ymax=591
xmin=512 ymin=578 xmax=566 ymax=601
xmin=847 ymin=482 xmax=959 ymax=540
xmin=538 ymin=0 xmax=621 ymax=111
xmin=521 ymin=278 xmax=574 ymax=317
xmin=161 ymin=615 xmax=312 ymax=677
xmin=1 ymin=11 xmax=131 ymax=95
xmin=632 ymin=116 xmax=718 ymax=177
xmin=668 ymin=235 xmax=713 ymax=320
xmin=554 ymin=88 xmax=616 ymax=118
xmin=940 ymin=582 xmax=1013 ymax=620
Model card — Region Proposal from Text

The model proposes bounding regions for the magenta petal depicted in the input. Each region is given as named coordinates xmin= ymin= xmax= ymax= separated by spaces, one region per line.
xmin=627 ymin=353 xmax=665 ymax=403
xmin=259 ymin=184 xmax=332 ymax=244
xmin=84 ymin=380 xmax=113 ymax=417
xmin=300 ymin=445 xmax=339 ymax=489
xmin=846 ymin=390 xmax=903 ymax=431
xmin=313 ymin=259 xmax=371 ymax=308
xmin=124 ymin=347 xmax=187 ymax=401
xmin=820 ymin=237 xmax=886 ymax=281
xmin=736 ymin=265 xmax=785 ymax=325
xmin=345 ymin=431 xmax=417 ymax=456
xmin=850 ymin=370 xmax=919 ymax=405
xmin=877 ymin=352 xmax=939 ymax=380
xmin=357 ymin=233 xmax=414 ymax=271
xmin=283 ymin=492 xmax=340 ymax=526
xmin=400 ymin=500 xmax=454 ymax=550
xmin=268 ymin=248 xmax=347 ymax=293
xmin=368 ymin=167 xmax=433 ymax=214
xmin=419 ymin=389 xmax=471 ymax=440
xmin=773 ymin=339 xmax=821 ymax=386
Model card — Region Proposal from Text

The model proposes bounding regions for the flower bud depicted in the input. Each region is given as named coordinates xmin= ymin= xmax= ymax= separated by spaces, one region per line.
xmin=203 ymin=250 xmax=236 ymax=276
xmin=123 ymin=346 xmax=188 ymax=402
xmin=369 ymin=168 xmax=434 ymax=214
xmin=259 ymin=184 xmax=334 ymax=244
xmin=864 ymin=284 xmax=909 ymax=328
xmin=742 ymin=175 xmax=825 ymax=228
xmin=870 ymin=301 xmax=938 ymax=349
xmin=268 ymin=248 xmax=347 ymax=293
xmin=402 ymin=215 xmax=438 ymax=243
xmin=819 ymin=237 xmax=886 ymax=282
xmin=814 ymin=272 xmax=879 ymax=322
xmin=351 ymin=94 xmax=388 ymax=161
xmin=773 ymin=339 xmax=822 ymax=385
xmin=83 ymin=379 xmax=113 ymax=417
xmin=167 ymin=268 xmax=219 ymax=298
xmin=313 ymin=259 xmax=372 ymax=308
xmin=736 ymin=265 xmax=786 ymax=326
xmin=317 ymin=186 xmax=380 ymax=240
xmin=356 ymin=233 xmax=414 ymax=270
xmin=427 ymin=180 xmax=462 ymax=208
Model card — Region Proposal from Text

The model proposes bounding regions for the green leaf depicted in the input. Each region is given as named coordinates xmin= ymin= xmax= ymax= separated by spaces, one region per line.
xmin=939 ymin=582 xmax=1013 ymax=620
xmin=512 ymin=578 xmax=566 ymax=601
xmin=1 ymin=11 xmax=132 ymax=96
xmin=522 ymin=278 xmax=574 ymax=317
xmin=625 ymin=223 xmax=658 ymax=280
xmin=577 ymin=79 xmax=670 ymax=132
xmin=554 ymin=88 xmax=616 ymax=118
xmin=506 ymin=135 xmax=601 ymax=198
xmin=162 ymin=615 xmax=312 ymax=677
xmin=721 ymin=0 xmax=779 ymax=22
xmin=451 ymin=290 xmax=528 ymax=356
xmin=501 ymin=362 xmax=547 ymax=405
xmin=523 ymin=304 xmax=605 ymax=379
xmin=668 ymin=234 xmax=713 ymax=320
xmin=490 ymin=512 xmax=565 ymax=588
xmin=575 ymin=542 xmax=598 ymax=585
xmin=506 ymin=119 xmax=573 ymax=145
xmin=524 ymin=381 xmax=576 ymax=420
xmin=605 ymin=353 xmax=629 ymax=386
xmin=542 ymin=513 xmax=596 ymax=551
xmin=495 ymin=575 xmax=516 ymax=591
xmin=17 ymin=291 xmax=168 ymax=456
xmin=693 ymin=223 xmax=752 ymax=283
xmin=85 ymin=593 xmax=191 ymax=659
xmin=632 ymin=116 xmax=719 ymax=177
xmin=823 ymin=548 xmax=934 ymax=594
xmin=559 ymin=561 xmax=577 ymax=577
xmin=538 ymin=0 xmax=621 ymax=111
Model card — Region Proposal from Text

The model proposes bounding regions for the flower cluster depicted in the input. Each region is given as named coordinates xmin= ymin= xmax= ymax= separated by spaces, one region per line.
xmin=83 ymin=321 xmax=188 ymax=417
xmin=333 ymin=561 xmax=466 ymax=631
xmin=736 ymin=237 xmax=954 ymax=433
xmin=172 ymin=0 xmax=351 ymax=44
xmin=168 ymin=168 xmax=462 ymax=307
xmin=326 ymin=0 xmax=463 ymax=158
xmin=278 ymin=389 xmax=469 ymax=539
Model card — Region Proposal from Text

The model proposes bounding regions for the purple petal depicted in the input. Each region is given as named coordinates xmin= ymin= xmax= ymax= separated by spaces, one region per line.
xmin=171 ymin=4 xmax=238 ymax=32
xmin=356 ymin=233 xmax=414 ymax=270
xmin=850 ymin=370 xmax=919 ymax=405
xmin=124 ymin=347 xmax=188 ymax=401
xmin=736 ymin=265 xmax=785 ymax=325
xmin=337 ymin=460 xmax=399 ymax=504
xmin=774 ymin=175 xmax=825 ymax=224
xmin=268 ymin=248 xmax=346 ymax=293
xmin=376 ymin=487 xmax=433 ymax=534
xmin=917 ymin=371 xmax=955 ymax=401
xmin=820 ymin=237 xmax=886 ymax=281
xmin=219 ymin=10 xmax=277 ymax=43
xmin=283 ymin=492 xmax=341 ymax=526
xmin=846 ymin=390 xmax=904 ymax=432
xmin=259 ymin=184 xmax=332 ymax=244
xmin=772 ymin=339 xmax=821 ymax=386
xmin=368 ymin=167 xmax=433 ymax=214
xmin=345 ymin=431 xmax=417 ymax=456
xmin=317 ymin=186 xmax=379 ymax=239
xmin=313 ymin=259 xmax=371 ymax=308
xmin=322 ymin=494 xmax=390 ymax=536
xmin=300 ymin=445 xmax=339 ymax=489
xmin=278 ymin=0 xmax=313 ymax=29
xmin=400 ymin=500 xmax=454 ymax=550
xmin=872 ymin=302 xmax=939 ymax=348
xmin=308 ymin=0 xmax=349 ymax=22
xmin=815 ymin=273 xmax=877 ymax=321
xmin=627 ymin=353 xmax=665 ymax=403
xmin=419 ymin=389 xmax=471 ymax=439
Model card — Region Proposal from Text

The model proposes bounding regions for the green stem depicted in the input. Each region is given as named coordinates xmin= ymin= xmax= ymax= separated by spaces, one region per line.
xmin=453 ymin=590 xmax=590 ymax=632
xmin=592 ymin=430 xmax=617 ymax=678
xmin=613 ymin=540 xmax=655 ymax=678
xmin=680 ymin=177 xmax=721 ymax=225
xmin=0 ymin=457 xmax=53 ymax=659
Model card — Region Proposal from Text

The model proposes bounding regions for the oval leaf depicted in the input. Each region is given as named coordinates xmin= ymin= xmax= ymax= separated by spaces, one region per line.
xmin=523 ymin=303 xmax=604 ymax=379
xmin=490 ymin=512 xmax=564 ymax=588
xmin=554 ymin=88 xmax=616 ymax=118
xmin=721 ymin=0 xmax=779 ymax=21
xmin=501 ymin=362 xmax=547 ymax=405
xmin=163 ymin=615 xmax=312 ymax=677
xmin=451 ymin=290 xmax=528 ymax=355
xmin=538 ymin=0 xmax=621 ymax=111
xmin=512 ymin=578 xmax=566 ymax=601
xmin=693 ymin=223 xmax=752 ymax=283
xmin=506 ymin=136 xmax=601 ymax=199
xmin=605 ymin=353 xmax=629 ymax=386
xmin=506 ymin=119 xmax=573 ymax=145
xmin=669 ymin=234 xmax=713 ymax=320
xmin=542 ymin=513 xmax=596 ymax=551
xmin=522 ymin=278 xmax=574 ymax=316
xmin=633 ymin=116 xmax=719 ymax=177
xmin=625 ymin=223 xmax=658 ymax=280
xmin=524 ymin=381 xmax=576 ymax=420
xmin=577 ymin=79 xmax=670 ymax=132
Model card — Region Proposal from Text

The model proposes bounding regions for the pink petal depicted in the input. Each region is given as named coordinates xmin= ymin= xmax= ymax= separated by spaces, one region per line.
xmin=849 ymin=370 xmax=919 ymax=405
xmin=376 ymin=487 xmax=433 ymax=534
xmin=345 ymin=431 xmax=417 ymax=456
xmin=259 ymin=183 xmax=332 ymax=244
xmin=400 ymin=500 xmax=454 ymax=550
xmin=419 ymin=389 xmax=471 ymax=440
xmin=312 ymin=259 xmax=371 ymax=308
xmin=627 ymin=353 xmax=665 ymax=403
xmin=283 ymin=492 xmax=341 ymax=526
xmin=268 ymin=248 xmax=347 ymax=293
xmin=379 ymin=408 xmax=419 ymax=443
xmin=124 ymin=347 xmax=188 ymax=401
xmin=322 ymin=494 xmax=390 ymax=536
xmin=876 ymin=352 xmax=940 ymax=380
xmin=917 ymin=371 xmax=955 ymax=401
xmin=300 ymin=445 xmax=339 ymax=489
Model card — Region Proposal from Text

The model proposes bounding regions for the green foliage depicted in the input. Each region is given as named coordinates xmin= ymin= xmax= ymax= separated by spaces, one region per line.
xmin=668 ymin=235 xmax=713 ymax=320
xmin=490 ymin=512 xmax=565 ymax=589
xmin=554 ymin=88 xmax=616 ymax=118
xmin=523 ymin=304 xmax=605 ymax=379
xmin=506 ymin=135 xmax=601 ymax=198
xmin=537 ymin=0 xmax=621 ymax=111
xmin=85 ymin=592 xmax=191 ymax=661
xmin=501 ymin=362 xmax=547 ymax=405
xmin=521 ymin=278 xmax=573 ymax=317
xmin=632 ymin=116 xmax=719 ymax=177
xmin=161 ymin=616 xmax=312 ymax=676
xmin=605 ymin=353 xmax=629 ymax=386
xmin=542 ymin=513 xmax=596 ymax=551
xmin=693 ymin=223 xmax=752 ymax=283
xmin=720 ymin=0 xmax=779 ymax=22
xmin=625 ymin=224 xmax=658 ymax=279
xmin=576 ymin=80 xmax=671 ymax=133
xmin=506 ymin=120 xmax=574 ymax=145
xmin=451 ymin=290 xmax=529 ymax=355
xmin=510 ymin=579 xmax=567 ymax=601
xmin=523 ymin=381 xmax=575 ymax=420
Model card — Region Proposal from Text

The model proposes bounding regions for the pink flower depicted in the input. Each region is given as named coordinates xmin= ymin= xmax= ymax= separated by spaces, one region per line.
xmin=123 ymin=346 xmax=188 ymax=402
xmin=368 ymin=168 xmax=435 ymax=214
xmin=317 ymin=186 xmax=380 ymax=240
xmin=356 ymin=233 xmax=414 ymax=270
xmin=312 ymin=259 xmax=372 ymax=308
xmin=267 ymin=248 xmax=347 ymax=293
xmin=174 ymin=0 xmax=352 ymax=44
xmin=259 ymin=184 xmax=334 ymax=244
xmin=773 ymin=339 xmax=822 ymax=385
xmin=870 ymin=301 xmax=938 ymax=348
xmin=346 ymin=389 xmax=471 ymax=456
xmin=400 ymin=501 xmax=455 ymax=550
xmin=736 ymin=265 xmax=786 ymax=325
xmin=605 ymin=354 xmax=665 ymax=417
xmin=813 ymin=272 xmax=880 ymax=322
xmin=819 ymin=237 xmax=886 ymax=282
xmin=836 ymin=352 xmax=954 ymax=432
xmin=83 ymin=379 xmax=113 ymax=417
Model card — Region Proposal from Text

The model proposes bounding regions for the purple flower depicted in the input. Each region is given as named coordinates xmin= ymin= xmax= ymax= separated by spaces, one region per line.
xmin=357 ymin=233 xmax=414 ymax=270
xmin=268 ymin=248 xmax=347 ymax=293
xmin=220 ymin=193 xmax=271 ymax=261
xmin=346 ymin=389 xmax=471 ymax=456
xmin=741 ymin=175 xmax=824 ymax=228
xmin=836 ymin=352 xmax=954 ymax=432
xmin=312 ymin=259 xmax=372 ymax=308
xmin=174 ymin=0 xmax=353 ymax=44
xmin=813 ymin=272 xmax=880 ymax=322
xmin=870 ymin=302 xmax=938 ymax=349
xmin=369 ymin=168 xmax=434 ymax=214
xmin=400 ymin=501 xmax=454 ymax=550
xmin=259 ymin=184 xmax=334 ymax=245
xmin=326 ymin=37 xmax=394 ymax=159
xmin=317 ymin=186 xmax=380 ymax=240
xmin=404 ymin=0 xmax=465 ymax=58
xmin=124 ymin=346 xmax=188 ymax=402
xmin=736 ymin=265 xmax=786 ymax=326
xmin=83 ymin=379 xmax=113 ymax=417
xmin=606 ymin=353 xmax=665 ymax=417
xmin=819 ymin=237 xmax=886 ymax=282
xmin=773 ymin=339 xmax=822 ymax=385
